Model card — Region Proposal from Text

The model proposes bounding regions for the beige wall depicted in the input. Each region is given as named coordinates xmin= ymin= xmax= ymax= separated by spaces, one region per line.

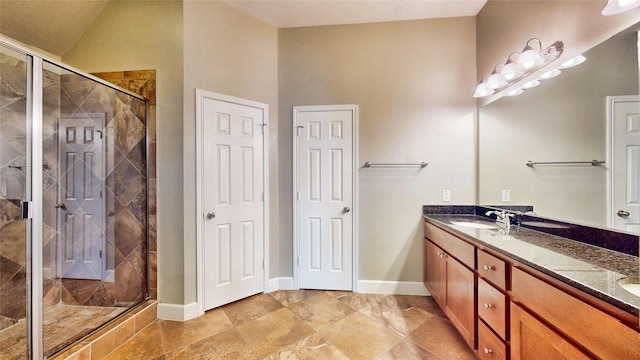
xmin=479 ymin=31 xmax=638 ymax=226
xmin=477 ymin=0 xmax=640 ymax=104
xmin=62 ymin=1 xmax=184 ymax=304
xmin=278 ymin=17 xmax=478 ymax=282
xmin=182 ymin=1 xmax=279 ymax=303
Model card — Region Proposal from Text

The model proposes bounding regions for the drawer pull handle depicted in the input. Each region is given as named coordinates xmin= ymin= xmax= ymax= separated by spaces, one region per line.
xmin=483 ymin=303 xmax=492 ymax=309
xmin=484 ymin=348 xmax=492 ymax=354
xmin=483 ymin=265 xmax=494 ymax=271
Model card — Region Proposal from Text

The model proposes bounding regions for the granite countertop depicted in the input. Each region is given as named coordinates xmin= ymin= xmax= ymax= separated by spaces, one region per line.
xmin=424 ymin=214 xmax=640 ymax=316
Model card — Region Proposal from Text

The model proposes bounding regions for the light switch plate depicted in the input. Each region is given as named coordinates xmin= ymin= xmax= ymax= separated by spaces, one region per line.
xmin=502 ymin=189 xmax=510 ymax=202
xmin=442 ymin=189 xmax=451 ymax=202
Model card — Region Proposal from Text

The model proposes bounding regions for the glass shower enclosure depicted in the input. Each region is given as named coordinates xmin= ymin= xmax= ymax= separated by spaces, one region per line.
xmin=0 ymin=38 xmax=149 ymax=359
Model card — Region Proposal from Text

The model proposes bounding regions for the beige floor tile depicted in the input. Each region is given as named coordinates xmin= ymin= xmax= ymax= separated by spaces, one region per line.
xmin=408 ymin=317 xmax=477 ymax=360
xmin=378 ymin=338 xmax=442 ymax=359
xmin=223 ymin=294 xmax=283 ymax=326
xmin=358 ymin=295 xmax=434 ymax=336
xmin=288 ymin=292 xmax=355 ymax=330
xmin=326 ymin=291 xmax=381 ymax=311
xmin=159 ymin=308 xmax=233 ymax=353
xmin=102 ymin=322 xmax=165 ymax=360
xmin=263 ymin=333 xmax=349 ymax=360
xmin=268 ymin=289 xmax=321 ymax=307
xmin=236 ymin=307 xmax=315 ymax=358
xmin=166 ymin=328 xmax=256 ymax=360
xmin=319 ymin=312 xmax=402 ymax=359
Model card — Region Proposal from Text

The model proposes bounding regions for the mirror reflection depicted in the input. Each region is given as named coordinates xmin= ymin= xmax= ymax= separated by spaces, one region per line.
xmin=479 ymin=25 xmax=639 ymax=232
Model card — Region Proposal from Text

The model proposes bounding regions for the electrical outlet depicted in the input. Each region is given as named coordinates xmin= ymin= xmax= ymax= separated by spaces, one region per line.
xmin=502 ymin=189 xmax=511 ymax=202
xmin=442 ymin=189 xmax=451 ymax=202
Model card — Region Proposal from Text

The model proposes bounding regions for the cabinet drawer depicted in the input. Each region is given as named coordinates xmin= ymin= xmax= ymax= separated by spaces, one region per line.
xmin=424 ymin=222 xmax=475 ymax=268
xmin=478 ymin=277 xmax=507 ymax=340
xmin=478 ymin=249 xmax=507 ymax=290
xmin=478 ymin=319 xmax=507 ymax=360
xmin=512 ymin=267 xmax=640 ymax=360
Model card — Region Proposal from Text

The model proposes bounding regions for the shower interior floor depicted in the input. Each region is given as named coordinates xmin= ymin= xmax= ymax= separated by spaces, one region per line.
xmin=0 ymin=304 xmax=126 ymax=358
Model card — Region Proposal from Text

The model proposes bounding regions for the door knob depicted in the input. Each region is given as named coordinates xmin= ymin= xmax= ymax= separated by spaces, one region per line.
xmin=54 ymin=203 xmax=66 ymax=210
xmin=617 ymin=210 xmax=630 ymax=218
xmin=343 ymin=206 xmax=351 ymax=214
xmin=206 ymin=212 xmax=216 ymax=220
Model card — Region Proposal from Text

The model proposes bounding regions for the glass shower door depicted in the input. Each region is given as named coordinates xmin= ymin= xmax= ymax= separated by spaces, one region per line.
xmin=0 ymin=43 xmax=30 ymax=358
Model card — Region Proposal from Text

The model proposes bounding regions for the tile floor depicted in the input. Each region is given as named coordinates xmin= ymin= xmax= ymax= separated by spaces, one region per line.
xmin=101 ymin=290 xmax=478 ymax=359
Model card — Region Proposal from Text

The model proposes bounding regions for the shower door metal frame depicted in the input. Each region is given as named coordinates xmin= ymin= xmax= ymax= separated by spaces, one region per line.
xmin=1 ymin=34 xmax=149 ymax=360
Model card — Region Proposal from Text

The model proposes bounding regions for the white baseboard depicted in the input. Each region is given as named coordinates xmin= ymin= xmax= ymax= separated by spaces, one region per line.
xmin=357 ymin=280 xmax=430 ymax=296
xmin=157 ymin=301 xmax=199 ymax=321
xmin=267 ymin=277 xmax=295 ymax=292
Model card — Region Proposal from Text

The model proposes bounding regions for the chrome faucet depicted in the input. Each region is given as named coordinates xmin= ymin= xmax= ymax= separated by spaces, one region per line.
xmin=485 ymin=210 xmax=515 ymax=230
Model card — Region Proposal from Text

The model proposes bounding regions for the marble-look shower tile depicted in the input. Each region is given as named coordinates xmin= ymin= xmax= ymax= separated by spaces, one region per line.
xmin=61 ymin=279 xmax=101 ymax=305
xmin=236 ymin=307 xmax=315 ymax=358
xmin=109 ymin=209 xmax=145 ymax=258
xmin=319 ymin=312 xmax=402 ymax=359
xmin=160 ymin=308 xmax=233 ymax=353
xmin=111 ymin=109 xmax=145 ymax=155
xmin=106 ymin=161 xmax=145 ymax=210
xmin=113 ymin=258 xmax=146 ymax=305
xmin=288 ymin=292 xmax=355 ymax=330
xmin=0 ymin=320 xmax=28 ymax=356
xmin=0 ymin=255 xmax=22 ymax=287
xmin=0 ymin=267 xmax=27 ymax=320
xmin=166 ymin=328 xmax=255 ymax=360
xmin=408 ymin=317 xmax=477 ymax=360
xmin=222 ymin=293 xmax=283 ymax=326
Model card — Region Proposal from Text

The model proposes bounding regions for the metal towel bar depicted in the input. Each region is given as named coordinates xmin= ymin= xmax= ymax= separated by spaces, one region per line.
xmin=526 ymin=160 xmax=605 ymax=167
xmin=364 ymin=161 xmax=428 ymax=168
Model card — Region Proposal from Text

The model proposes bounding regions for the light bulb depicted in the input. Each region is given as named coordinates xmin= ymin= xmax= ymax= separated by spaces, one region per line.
xmin=602 ymin=0 xmax=640 ymax=15
xmin=501 ymin=61 xmax=524 ymax=81
xmin=506 ymin=88 xmax=524 ymax=97
xmin=559 ymin=55 xmax=586 ymax=68
xmin=521 ymin=80 xmax=540 ymax=89
xmin=539 ymin=69 xmax=561 ymax=80
xmin=473 ymin=83 xmax=494 ymax=98
xmin=486 ymin=72 xmax=507 ymax=89
xmin=518 ymin=47 xmax=544 ymax=70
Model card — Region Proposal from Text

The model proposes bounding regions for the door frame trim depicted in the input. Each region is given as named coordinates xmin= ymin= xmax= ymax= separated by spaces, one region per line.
xmin=195 ymin=89 xmax=270 ymax=315
xmin=605 ymin=95 xmax=638 ymax=228
xmin=292 ymin=104 xmax=359 ymax=291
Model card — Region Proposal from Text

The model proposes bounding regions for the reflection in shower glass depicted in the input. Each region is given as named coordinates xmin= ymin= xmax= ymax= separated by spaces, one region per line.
xmin=40 ymin=62 xmax=148 ymax=356
xmin=0 ymin=43 xmax=29 ymax=358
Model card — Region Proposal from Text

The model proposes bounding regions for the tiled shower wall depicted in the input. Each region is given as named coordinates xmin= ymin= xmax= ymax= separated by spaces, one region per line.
xmin=0 ymin=55 xmax=156 ymax=330
xmin=91 ymin=70 xmax=157 ymax=300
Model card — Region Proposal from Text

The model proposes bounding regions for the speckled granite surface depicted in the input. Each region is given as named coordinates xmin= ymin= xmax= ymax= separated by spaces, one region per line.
xmin=424 ymin=213 xmax=640 ymax=316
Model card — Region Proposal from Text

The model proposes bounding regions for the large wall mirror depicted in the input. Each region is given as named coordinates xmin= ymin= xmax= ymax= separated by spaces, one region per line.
xmin=479 ymin=22 xmax=639 ymax=233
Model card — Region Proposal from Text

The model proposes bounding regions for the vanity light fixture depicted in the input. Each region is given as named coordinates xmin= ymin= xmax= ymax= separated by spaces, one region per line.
xmin=500 ymin=52 xmax=524 ymax=81
xmin=602 ymin=0 xmax=640 ymax=15
xmin=505 ymin=88 xmax=523 ymax=97
xmin=559 ymin=54 xmax=586 ymax=68
xmin=539 ymin=69 xmax=562 ymax=80
xmin=521 ymin=79 xmax=541 ymax=89
xmin=474 ymin=39 xmax=563 ymax=98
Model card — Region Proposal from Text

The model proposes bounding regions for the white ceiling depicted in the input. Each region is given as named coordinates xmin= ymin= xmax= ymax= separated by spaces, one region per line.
xmin=0 ymin=0 xmax=487 ymax=57
xmin=221 ymin=0 xmax=488 ymax=28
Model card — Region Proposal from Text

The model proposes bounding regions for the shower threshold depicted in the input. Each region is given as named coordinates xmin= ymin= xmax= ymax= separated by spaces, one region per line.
xmin=0 ymin=304 xmax=127 ymax=358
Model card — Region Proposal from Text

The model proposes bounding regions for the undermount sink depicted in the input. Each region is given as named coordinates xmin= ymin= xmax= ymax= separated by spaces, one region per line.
xmin=618 ymin=278 xmax=640 ymax=297
xmin=450 ymin=221 xmax=498 ymax=229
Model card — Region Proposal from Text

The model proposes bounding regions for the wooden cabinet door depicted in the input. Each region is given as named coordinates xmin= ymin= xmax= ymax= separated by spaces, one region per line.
xmin=445 ymin=255 xmax=476 ymax=349
xmin=424 ymin=240 xmax=446 ymax=307
xmin=511 ymin=303 xmax=591 ymax=360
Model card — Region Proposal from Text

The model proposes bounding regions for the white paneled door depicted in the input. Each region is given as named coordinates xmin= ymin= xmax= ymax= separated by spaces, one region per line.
xmin=58 ymin=113 xmax=106 ymax=280
xmin=294 ymin=105 xmax=357 ymax=290
xmin=610 ymin=96 xmax=640 ymax=234
xmin=201 ymin=93 xmax=266 ymax=310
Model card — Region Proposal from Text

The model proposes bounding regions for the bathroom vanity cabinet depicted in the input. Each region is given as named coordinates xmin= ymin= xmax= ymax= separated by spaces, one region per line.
xmin=424 ymin=226 xmax=475 ymax=348
xmin=423 ymin=218 xmax=640 ymax=360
